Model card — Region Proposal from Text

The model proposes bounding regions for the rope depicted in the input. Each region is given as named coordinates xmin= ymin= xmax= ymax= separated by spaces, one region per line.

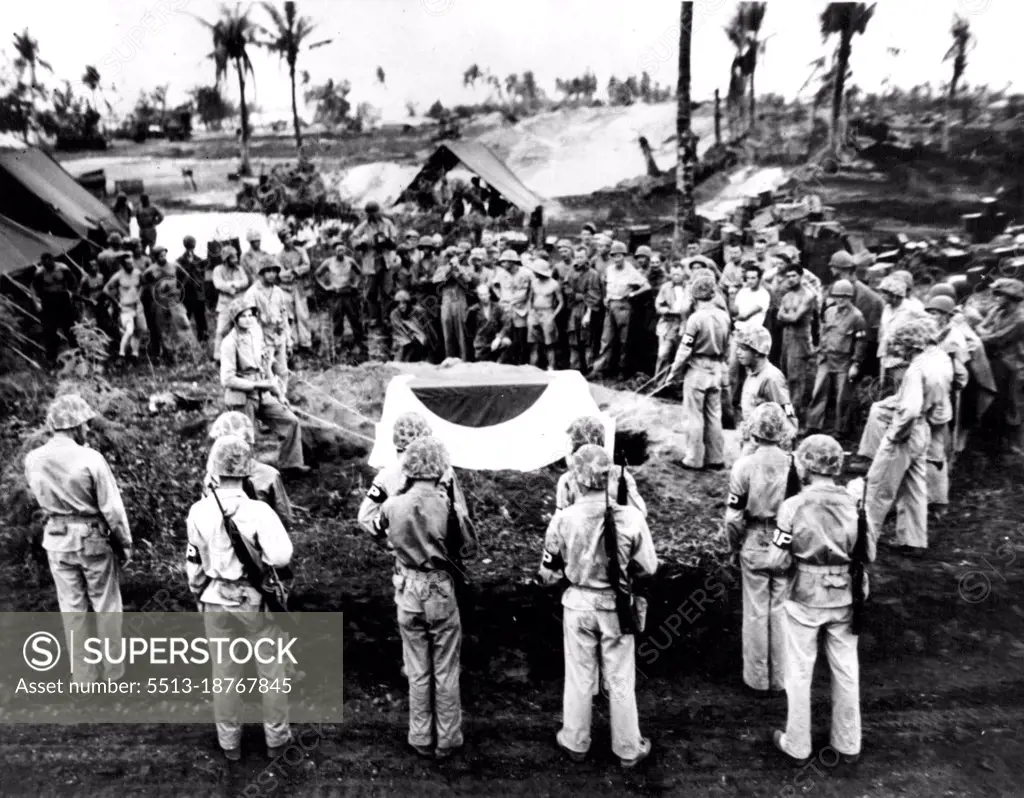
xmin=295 ymin=377 xmax=379 ymax=425
xmin=292 ymin=406 xmax=377 ymax=444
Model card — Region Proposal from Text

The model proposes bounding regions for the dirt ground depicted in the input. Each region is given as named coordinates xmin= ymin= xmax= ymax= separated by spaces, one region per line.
xmin=1 ymin=356 xmax=1023 ymax=798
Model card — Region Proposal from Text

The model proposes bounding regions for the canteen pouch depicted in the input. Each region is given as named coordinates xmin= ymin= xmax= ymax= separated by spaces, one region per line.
xmin=423 ymin=579 xmax=456 ymax=624
xmin=77 ymin=523 xmax=110 ymax=556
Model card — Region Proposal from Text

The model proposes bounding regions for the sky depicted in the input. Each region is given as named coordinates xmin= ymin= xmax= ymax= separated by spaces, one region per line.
xmin=4 ymin=0 xmax=1022 ymax=123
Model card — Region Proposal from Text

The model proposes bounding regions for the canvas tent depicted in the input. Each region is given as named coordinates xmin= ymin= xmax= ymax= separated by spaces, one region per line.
xmin=0 ymin=215 xmax=79 ymax=277
xmin=395 ymin=141 xmax=556 ymax=216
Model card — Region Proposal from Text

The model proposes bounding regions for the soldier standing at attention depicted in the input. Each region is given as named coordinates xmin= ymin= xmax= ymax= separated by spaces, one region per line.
xmin=539 ymin=444 xmax=658 ymax=769
xmin=776 ymin=261 xmax=819 ymax=420
xmin=24 ymin=394 xmax=133 ymax=683
xmin=735 ymin=327 xmax=797 ymax=449
xmin=213 ymin=246 xmax=253 ymax=358
xmin=371 ymin=437 xmax=477 ymax=760
xmin=771 ymin=434 xmax=871 ymax=767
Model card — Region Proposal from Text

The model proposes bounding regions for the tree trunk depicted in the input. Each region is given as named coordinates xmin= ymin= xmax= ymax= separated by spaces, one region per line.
xmin=236 ymin=63 xmax=252 ymax=177
xmin=749 ymin=65 xmax=756 ymax=131
xmin=714 ymin=89 xmax=722 ymax=145
xmin=290 ymin=60 xmax=302 ymax=153
xmin=830 ymin=34 xmax=851 ymax=152
xmin=675 ymin=1 xmax=696 ymax=249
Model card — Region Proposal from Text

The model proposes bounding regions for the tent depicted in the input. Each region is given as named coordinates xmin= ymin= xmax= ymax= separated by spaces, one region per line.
xmin=394 ymin=141 xmax=552 ymax=216
xmin=368 ymin=370 xmax=614 ymax=472
xmin=0 ymin=145 xmax=126 ymax=241
xmin=0 ymin=215 xmax=79 ymax=277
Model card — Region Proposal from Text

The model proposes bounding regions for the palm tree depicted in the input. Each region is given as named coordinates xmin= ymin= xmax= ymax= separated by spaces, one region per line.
xmin=944 ymin=13 xmax=973 ymax=152
xmin=263 ymin=1 xmax=329 ymax=153
xmin=676 ymin=1 xmax=697 ymax=247
xmin=463 ymin=64 xmax=482 ymax=89
xmin=723 ymin=3 xmax=767 ymax=129
xmin=12 ymin=29 xmax=52 ymax=92
xmin=376 ymin=66 xmax=386 ymax=85
xmin=820 ymin=2 xmax=875 ymax=152
xmin=197 ymin=3 xmax=263 ymax=176
xmin=82 ymin=66 xmax=101 ymax=110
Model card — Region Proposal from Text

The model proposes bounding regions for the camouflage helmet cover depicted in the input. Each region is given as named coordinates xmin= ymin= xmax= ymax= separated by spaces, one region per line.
xmin=690 ymin=274 xmax=717 ymax=301
xmin=46 ymin=393 xmax=97 ymax=431
xmin=925 ymin=295 xmax=956 ymax=315
xmin=610 ymin=241 xmax=628 ymax=255
xmin=571 ymin=443 xmax=613 ymax=490
xmin=393 ymin=411 xmax=432 ymax=452
xmin=991 ymin=278 xmax=1024 ymax=301
xmin=927 ymin=283 xmax=957 ymax=300
xmin=566 ymin=415 xmax=606 ymax=454
xmin=230 ymin=295 xmax=259 ymax=322
xmin=209 ymin=434 xmax=254 ymax=478
xmin=739 ymin=326 xmax=773 ymax=356
xmin=748 ymin=401 xmax=789 ymax=444
xmin=887 ymin=316 xmax=931 ymax=353
xmin=878 ymin=275 xmax=908 ymax=297
xmin=796 ymin=434 xmax=845 ymax=476
xmin=209 ymin=410 xmax=255 ymax=445
xmin=402 ymin=436 xmax=451 ymax=480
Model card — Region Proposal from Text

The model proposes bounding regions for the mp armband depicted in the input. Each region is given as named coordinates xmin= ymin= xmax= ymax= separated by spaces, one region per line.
xmin=772 ymin=528 xmax=793 ymax=550
xmin=186 ymin=543 xmax=202 ymax=564
xmin=727 ymin=492 xmax=747 ymax=510
xmin=541 ymin=549 xmax=565 ymax=572
xmin=366 ymin=484 xmax=387 ymax=504
xmin=681 ymin=334 xmax=695 ymax=347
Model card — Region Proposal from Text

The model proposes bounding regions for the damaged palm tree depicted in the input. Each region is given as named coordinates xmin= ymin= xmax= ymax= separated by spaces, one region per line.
xmin=675 ymin=1 xmax=698 ymax=249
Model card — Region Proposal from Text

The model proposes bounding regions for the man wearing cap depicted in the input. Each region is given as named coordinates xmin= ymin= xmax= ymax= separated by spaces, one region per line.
xmin=776 ymin=261 xmax=820 ymax=419
xmin=655 ymin=262 xmax=689 ymax=378
xmin=720 ymin=244 xmax=746 ymax=294
xmin=771 ymin=434 xmax=870 ymax=767
xmin=315 ymin=242 xmax=366 ymax=359
xmin=828 ymin=250 xmax=884 ymax=376
xmin=726 ymin=402 xmax=794 ymax=694
xmin=204 ymin=240 xmax=224 ymax=312
xmin=728 ymin=260 xmax=772 ymax=412
xmin=592 ymin=242 xmax=650 ymax=378
xmin=177 ymin=235 xmax=209 ymax=343
xmin=143 ymin=246 xmax=197 ymax=361
xmin=239 ymin=230 xmax=272 ymax=282
xmin=666 ymin=273 xmax=731 ymax=470
xmin=103 ymin=252 xmax=148 ymax=360
xmin=538 ymin=443 xmax=657 ymax=769
xmin=220 ymin=295 xmax=309 ymax=476
xmin=371 ymin=436 xmax=477 ymax=760
xmin=588 ymin=235 xmax=612 ymax=363
xmin=527 ymin=256 xmax=564 ymax=371
xmin=25 ymin=394 xmax=133 ymax=684
xmin=805 ymin=280 xmax=868 ymax=435
xmin=563 ymin=246 xmax=603 ymax=374
xmin=432 ymin=250 xmax=476 ymax=361
xmin=32 ymin=252 xmax=79 ymax=364
xmin=186 ymin=434 xmax=294 ymax=762
xmin=877 ymin=274 xmax=925 ymax=384
xmin=245 ymin=257 xmax=291 ymax=393
xmin=977 ymin=278 xmax=1024 ymax=455
xmin=863 ymin=317 xmax=943 ymax=556
xmin=735 ymin=327 xmax=797 ymax=437
xmin=579 ymin=223 xmax=596 ymax=253
xmin=278 ymin=231 xmax=313 ymax=352
xmin=468 ymin=247 xmax=494 ymax=298
xmin=97 ymin=231 xmax=125 ymax=278
xmin=470 ymin=284 xmax=512 ymax=363
xmin=353 ymin=202 xmax=398 ymax=328
xmin=213 ymin=245 xmax=253 ymax=358
xmin=135 ymin=194 xmax=164 ymax=254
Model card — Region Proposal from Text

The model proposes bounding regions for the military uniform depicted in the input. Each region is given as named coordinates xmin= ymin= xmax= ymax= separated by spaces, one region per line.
xmin=432 ymin=262 xmax=476 ymax=360
xmin=977 ymin=287 xmax=1024 ymax=450
xmin=33 ymin=262 xmax=77 ymax=363
xmin=654 ymin=281 xmax=688 ymax=377
xmin=592 ymin=261 xmax=649 ymax=376
xmin=213 ymin=260 xmax=252 ymax=355
xmin=776 ymin=284 xmax=818 ymax=418
xmin=278 ymin=246 xmax=313 ymax=349
xmin=244 ymin=280 xmax=292 ymax=392
xmin=357 ymin=462 xmax=469 ymax=537
xmin=555 ymin=468 xmax=646 ymax=517
xmin=805 ymin=303 xmax=867 ymax=433
xmin=565 ymin=264 xmax=602 ymax=372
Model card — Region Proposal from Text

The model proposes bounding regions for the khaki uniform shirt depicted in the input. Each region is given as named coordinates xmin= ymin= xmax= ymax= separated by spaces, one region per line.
xmin=681 ymin=304 xmax=731 ymax=359
xmin=555 ymin=468 xmax=646 ymax=517
xmin=375 ymin=481 xmax=478 ymax=574
xmin=819 ymin=304 xmax=868 ymax=370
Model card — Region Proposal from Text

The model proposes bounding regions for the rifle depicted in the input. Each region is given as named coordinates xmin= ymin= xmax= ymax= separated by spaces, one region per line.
xmin=443 ymin=478 xmax=475 ymax=625
xmin=617 ymin=463 xmax=628 ymax=506
xmin=850 ymin=476 xmax=869 ymax=636
xmin=785 ymin=455 xmax=802 ymax=499
xmin=604 ymin=490 xmax=637 ymax=635
xmin=210 ymin=488 xmax=296 ymax=629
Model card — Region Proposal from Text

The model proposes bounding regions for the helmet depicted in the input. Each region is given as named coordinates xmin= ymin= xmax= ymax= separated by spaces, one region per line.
xmin=610 ymin=241 xmax=628 ymax=255
xmin=634 ymin=245 xmax=653 ymax=258
xmin=393 ymin=411 xmax=432 ymax=452
xmin=594 ymin=234 xmax=611 ymax=247
xmin=556 ymin=238 xmax=573 ymax=250
xmin=152 ymin=245 xmax=168 ymax=257
xmin=394 ymin=289 xmax=412 ymax=303
xmin=795 ymin=434 xmax=845 ymax=476
xmin=571 ymin=444 xmax=613 ymax=490
xmin=108 ymin=232 xmax=123 ymax=246
xmin=431 ymin=233 xmax=443 ymax=247
xmin=183 ymin=235 xmax=197 ymax=248
xmin=566 ymin=416 xmax=606 ymax=454
xmin=830 ymin=279 xmax=855 ymax=298
xmin=469 ymin=247 xmax=486 ymax=260
xmin=748 ymin=402 xmax=788 ymax=444
xmin=209 ymin=434 xmax=254 ymax=478
xmin=365 ymin=201 xmax=381 ymax=214
xmin=401 ymin=436 xmax=450 ymax=480
xmin=690 ymin=274 xmax=717 ymax=302
xmin=258 ymin=259 xmax=281 ymax=274
xmin=925 ymin=295 xmax=956 ymax=315
xmin=222 ymin=245 xmax=239 ymax=261
xmin=992 ymin=277 xmax=1024 ymax=301
xmin=878 ymin=275 xmax=908 ymax=298
xmin=829 ymin=250 xmax=855 ymax=270
xmin=230 ymin=295 xmax=259 ymax=322
xmin=887 ymin=317 xmax=930 ymax=353
xmin=739 ymin=326 xmax=773 ymax=356
xmin=891 ymin=269 xmax=914 ymax=291
xmin=209 ymin=410 xmax=255 ymax=445
xmin=418 ymin=235 xmax=435 ymax=248
xmin=246 ymin=229 xmax=262 ymax=242
xmin=928 ymin=283 xmax=957 ymax=300
xmin=405 ymin=228 xmax=419 ymax=240
xmin=499 ymin=249 xmax=520 ymax=263
xmin=46 ymin=393 xmax=97 ymax=431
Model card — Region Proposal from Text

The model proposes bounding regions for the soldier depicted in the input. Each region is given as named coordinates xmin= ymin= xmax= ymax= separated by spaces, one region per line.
xmin=278 ymin=231 xmax=313 ymax=352
xmin=213 ymin=245 xmax=253 ymax=358
xmin=244 ymin=259 xmax=292 ymax=394
xmin=315 ymin=242 xmax=366 ymax=359
xmin=527 ymin=257 xmax=563 ymax=371
xmin=556 ymin=416 xmax=646 ymax=516
xmin=135 ymin=194 xmax=164 ymax=254
xmin=720 ymin=244 xmax=746 ymax=293
xmin=432 ymin=251 xmax=476 ymax=361
xmin=186 ymin=435 xmax=294 ymax=762
xmin=24 ymin=394 xmax=133 ymax=683
xmin=204 ymin=411 xmax=292 ymax=528
xmin=352 ymin=201 xmax=398 ymax=328
xmin=776 ymin=261 xmax=819 ymax=419
xmin=725 ymin=402 xmax=793 ymax=693
xmin=736 ymin=327 xmax=794 ymax=420
xmin=592 ymin=241 xmax=650 ymax=378
xmin=654 ymin=262 xmax=689 ymax=378
xmin=805 ymin=280 xmax=867 ymax=435
xmin=103 ymin=252 xmax=148 ymax=360
xmin=539 ymin=444 xmax=658 ymax=769
xmin=177 ymin=235 xmax=209 ymax=343
xmin=565 ymin=246 xmax=602 ymax=373
xmin=771 ymin=434 xmax=869 ymax=767
xmin=390 ymin=289 xmax=430 ymax=362
xmin=471 ymin=284 xmax=513 ymax=363
xmin=370 ymin=437 xmax=477 ymax=760
xmin=32 ymin=252 xmax=78 ymax=364
xmin=241 ymin=229 xmax=275 ymax=283
xmin=666 ymin=274 xmax=731 ymax=470
xmin=220 ymin=295 xmax=309 ymax=477
xmin=877 ymin=274 xmax=925 ymax=384
xmin=977 ymin=278 xmax=1024 ymax=455
xmin=827 ymin=251 xmax=883 ymax=372
xmin=864 ymin=317 xmax=944 ymax=557
xmin=729 ymin=260 xmax=772 ymax=412
xmin=205 ymin=240 xmax=223 ymax=312
xmin=97 ymin=231 xmax=124 ymax=277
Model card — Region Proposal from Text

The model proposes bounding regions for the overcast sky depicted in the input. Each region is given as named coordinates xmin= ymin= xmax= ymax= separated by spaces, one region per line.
xmin=5 ymin=0 xmax=1021 ymax=121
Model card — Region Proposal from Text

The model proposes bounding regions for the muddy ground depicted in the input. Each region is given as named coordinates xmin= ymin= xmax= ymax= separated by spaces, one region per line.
xmin=1 ymin=355 xmax=1023 ymax=798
